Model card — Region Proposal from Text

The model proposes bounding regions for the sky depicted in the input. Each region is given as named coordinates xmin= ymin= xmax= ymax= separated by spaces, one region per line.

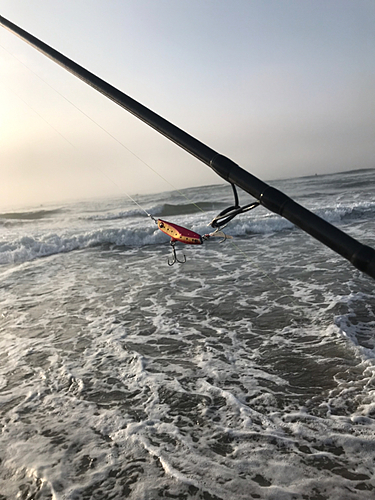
xmin=0 ymin=0 xmax=374 ymax=210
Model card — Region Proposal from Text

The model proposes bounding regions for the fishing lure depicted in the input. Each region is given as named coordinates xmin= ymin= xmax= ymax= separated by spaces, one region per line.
xmin=151 ymin=185 xmax=262 ymax=265
xmin=156 ymin=218 xmax=230 ymax=266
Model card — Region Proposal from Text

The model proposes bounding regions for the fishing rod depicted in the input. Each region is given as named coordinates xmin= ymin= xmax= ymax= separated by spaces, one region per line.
xmin=1 ymin=15 xmax=375 ymax=279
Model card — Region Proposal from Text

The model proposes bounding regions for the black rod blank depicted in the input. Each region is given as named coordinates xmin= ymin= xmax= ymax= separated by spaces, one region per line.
xmin=1 ymin=15 xmax=374 ymax=279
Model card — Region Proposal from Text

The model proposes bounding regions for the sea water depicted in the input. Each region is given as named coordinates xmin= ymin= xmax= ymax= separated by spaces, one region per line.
xmin=0 ymin=169 xmax=374 ymax=499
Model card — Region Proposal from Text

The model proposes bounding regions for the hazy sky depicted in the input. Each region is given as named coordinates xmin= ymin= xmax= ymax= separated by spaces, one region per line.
xmin=0 ymin=0 xmax=374 ymax=210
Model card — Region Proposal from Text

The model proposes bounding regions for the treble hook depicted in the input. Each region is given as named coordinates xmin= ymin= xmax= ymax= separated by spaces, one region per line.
xmin=168 ymin=241 xmax=186 ymax=266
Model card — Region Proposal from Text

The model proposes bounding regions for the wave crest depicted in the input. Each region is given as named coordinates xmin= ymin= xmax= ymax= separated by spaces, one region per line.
xmin=0 ymin=226 xmax=164 ymax=265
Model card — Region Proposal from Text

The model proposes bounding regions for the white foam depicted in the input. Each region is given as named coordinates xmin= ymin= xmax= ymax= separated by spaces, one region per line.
xmin=1 ymin=176 xmax=375 ymax=499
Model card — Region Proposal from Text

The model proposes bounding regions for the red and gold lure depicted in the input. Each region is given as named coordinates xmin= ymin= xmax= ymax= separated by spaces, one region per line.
xmin=156 ymin=218 xmax=230 ymax=265
xmin=157 ymin=219 xmax=203 ymax=245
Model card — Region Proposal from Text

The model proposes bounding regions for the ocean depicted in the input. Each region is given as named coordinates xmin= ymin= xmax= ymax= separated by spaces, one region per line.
xmin=0 ymin=168 xmax=374 ymax=499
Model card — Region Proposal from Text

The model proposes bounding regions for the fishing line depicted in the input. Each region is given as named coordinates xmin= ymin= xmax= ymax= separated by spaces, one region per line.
xmin=0 ymin=43 xmax=205 ymax=215
xmin=0 ymin=82 xmax=77 ymax=149
xmin=0 ymin=81 xmax=146 ymax=216
xmin=0 ymin=44 xmax=164 ymax=218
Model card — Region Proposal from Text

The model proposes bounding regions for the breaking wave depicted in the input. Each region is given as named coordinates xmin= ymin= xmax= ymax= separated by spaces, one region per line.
xmin=1 ymin=197 xmax=373 ymax=265
xmin=0 ymin=227 xmax=164 ymax=265
xmin=314 ymin=201 xmax=375 ymax=224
